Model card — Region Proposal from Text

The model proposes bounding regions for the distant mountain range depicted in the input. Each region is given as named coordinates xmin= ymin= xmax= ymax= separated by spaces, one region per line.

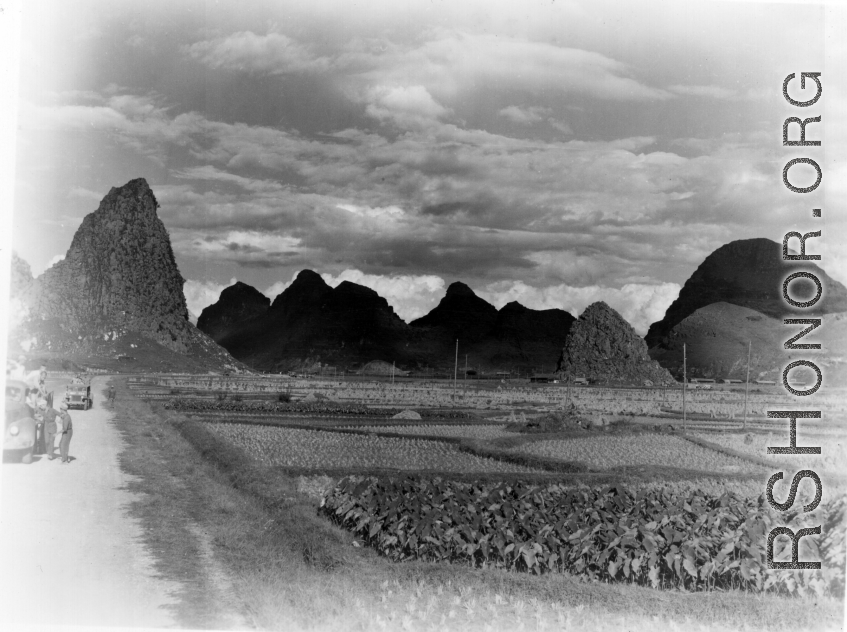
xmin=201 ymin=236 xmax=847 ymax=381
xmin=199 ymin=272 xmax=575 ymax=373
xmin=9 ymin=178 xmax=845 ymax=381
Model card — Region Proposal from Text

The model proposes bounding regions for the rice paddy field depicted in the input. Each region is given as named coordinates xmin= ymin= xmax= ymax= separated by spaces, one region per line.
xmin=508 ymin=434 xmax=766 ymax=473
xmin=691 ymin=431 xmax=846 ymax=477
xmin=205 ymin=423 xmax=541 ymax=473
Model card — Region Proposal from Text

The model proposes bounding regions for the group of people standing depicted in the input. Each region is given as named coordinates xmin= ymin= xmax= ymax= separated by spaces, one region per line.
xmin=8 ymin=358 xmax=75 ymax=463
xmin=34 ymin=399 xmax=74 ymax=463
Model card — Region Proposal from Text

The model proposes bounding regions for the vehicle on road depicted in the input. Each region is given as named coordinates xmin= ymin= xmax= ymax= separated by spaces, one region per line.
xmin=64 ymin=384 xmax=93 ymax=410
xmin=4 ymin=380 xmax=37 ymax=464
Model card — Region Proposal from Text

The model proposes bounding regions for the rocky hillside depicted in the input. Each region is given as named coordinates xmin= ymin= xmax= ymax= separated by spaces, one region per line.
xmin=200 ymin=277 xmax=576 ymax=373
xmin=557 ymin=301 xmax=675 ymax=386
xmin=8 ymin=178 xmax=241 ymax=372
xmin=196 ymin=281 xmax=270 ymax=340
xmin=646 ymin=237 xmax=847 ymax=349
xmin=648 ymin=302 xmax=847 ymax=383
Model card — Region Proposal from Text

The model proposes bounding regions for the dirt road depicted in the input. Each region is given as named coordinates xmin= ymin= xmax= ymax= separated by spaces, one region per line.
xmin=0 ymin=376 xmax=182 ymax=629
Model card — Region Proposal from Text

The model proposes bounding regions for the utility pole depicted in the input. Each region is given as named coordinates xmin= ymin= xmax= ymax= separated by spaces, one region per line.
xmin=682 ymin=343 xmax=687 ymax=431
xmin=743 ymin=341 xmax=751 ymax=431
xmin=454 ymin=339 xmax=458 ymax=399
xmin=392 ymin=361 xmax=395 ymax=385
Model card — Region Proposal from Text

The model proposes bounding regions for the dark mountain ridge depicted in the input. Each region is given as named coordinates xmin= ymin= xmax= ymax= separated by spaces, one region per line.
xmin=199 ymin=277 xmax=576 ymax=373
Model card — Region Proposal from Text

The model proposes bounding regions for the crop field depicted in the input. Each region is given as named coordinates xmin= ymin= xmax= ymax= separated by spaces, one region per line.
xmin=205 ymin=423 xmax=541 ymax=473
xmin=355 ymin=424 xmax=515 ymax=440
xmin=692 ymin=432 xmax=846 ymax=477
xmin=122 ymin=373 xmax=847 ymax=632
xmin=509 ymin=434 xmax=766 ymax=473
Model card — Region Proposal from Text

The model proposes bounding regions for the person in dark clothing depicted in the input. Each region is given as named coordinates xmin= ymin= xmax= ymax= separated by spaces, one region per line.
xmin=58 ymin=402 xmax=73 ymax=463
xmin=34 ymin=400 xmax=51 ymax=455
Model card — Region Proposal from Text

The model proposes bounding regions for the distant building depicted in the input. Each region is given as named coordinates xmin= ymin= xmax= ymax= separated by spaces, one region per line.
xmin=690 ymin=378 xmax=716 ymax=383
xmin=721 ymin=379 xmax=743 ymax=384
xmin=530 ymin=373 xmax=559 ymax=383
xmin=754 ymin=379 xmax=776 ymax=385
xmin=572 ymin=377 xmax=588 ymax=385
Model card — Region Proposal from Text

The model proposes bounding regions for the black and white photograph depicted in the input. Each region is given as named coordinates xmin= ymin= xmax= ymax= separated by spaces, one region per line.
xmin=1 ymin=1 xmax=845 ymax=630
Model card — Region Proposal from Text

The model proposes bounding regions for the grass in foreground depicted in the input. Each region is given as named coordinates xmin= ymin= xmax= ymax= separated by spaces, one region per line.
xmin=112 ymin=380 xmax=844 ymax=631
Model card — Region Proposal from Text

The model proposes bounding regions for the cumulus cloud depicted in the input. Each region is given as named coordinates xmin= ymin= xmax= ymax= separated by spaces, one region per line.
xmin=183 ymin=277 xmax=237 ymax=319
xmin=45 ymin=254 xmax=65 ymax=270
xmin=364 ymin=85 xmax=450 ymax=128
xmin=264 ymin=279 xmax=293 ymax=301
xmin=319 ymin=269 xmax=446 ymax=322
xmin=478 ymin=280 xmax=681 ymax=335
xmin=174 ymin=165 xmax=286 ymax=194
xmin=182 ymin=31 xmax=330 ymax=74
xmin=27 ymin=253 xmax=67 ymax=277
xmin=547 ymin=118 xmax=573 ymax=135
xmin=348 ymin=31 xmax=673 ymax=102
xmin=498 ymin=105 xmax=551 ymax=125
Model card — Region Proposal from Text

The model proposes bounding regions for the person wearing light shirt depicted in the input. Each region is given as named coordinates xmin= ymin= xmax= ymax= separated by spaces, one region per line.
xmin=58 ymin=402 xmax=74 ymax=464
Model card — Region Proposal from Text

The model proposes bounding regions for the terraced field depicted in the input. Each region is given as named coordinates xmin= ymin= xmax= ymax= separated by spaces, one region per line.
xmin=692 ymin=432 xmax=846 ymax=476
xmin=355 ymin=424 xmax=515 ymax=440
xmin=206 ymin=423 xmax=541 ymax=473
xmin=510 ymin=434 xmax=765 ymax=473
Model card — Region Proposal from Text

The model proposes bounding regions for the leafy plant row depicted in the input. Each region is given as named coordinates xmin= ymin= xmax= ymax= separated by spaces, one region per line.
xmin=162 ymin=399 xmax=473 ymax=418
xmin=321 ymin=476 xmax=845 ymax=597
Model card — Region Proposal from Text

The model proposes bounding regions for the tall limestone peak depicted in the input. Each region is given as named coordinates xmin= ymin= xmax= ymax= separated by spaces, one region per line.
xmin=410 ymin=280 xmax=497 ymax=342
xmin=646 ymin=237 xmax=847 ymax=348
xmin=33 ymin=178 xmax=192 ymax=350
xmin=197 ymin=281 xmax=270 ymax=342
xmin=9 ymin=179 xmax=241 ymax=371
xmin=444 ymin=281 xmax=477 ymax=298
xmin=270 ymin=269 xmax=332 ymax=312
xmin=557 ymin=301 xmax=675 ymax=386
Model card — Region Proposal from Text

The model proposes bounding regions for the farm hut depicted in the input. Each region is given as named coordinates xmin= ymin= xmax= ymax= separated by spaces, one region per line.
xmin=754 ymin=380 xmax=776 ymax=385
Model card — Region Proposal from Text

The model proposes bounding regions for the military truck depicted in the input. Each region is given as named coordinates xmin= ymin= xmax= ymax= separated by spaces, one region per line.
xmin=63 ymin=384 xmax=93 ymax=410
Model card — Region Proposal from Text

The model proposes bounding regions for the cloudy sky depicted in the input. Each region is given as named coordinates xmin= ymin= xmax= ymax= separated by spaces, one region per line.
xmin=10 ymin=0 xmax=845 ymax=334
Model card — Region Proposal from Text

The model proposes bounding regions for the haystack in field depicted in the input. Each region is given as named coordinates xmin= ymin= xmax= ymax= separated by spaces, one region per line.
xmin=392 ymin=409 xmax=422 ymax=420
